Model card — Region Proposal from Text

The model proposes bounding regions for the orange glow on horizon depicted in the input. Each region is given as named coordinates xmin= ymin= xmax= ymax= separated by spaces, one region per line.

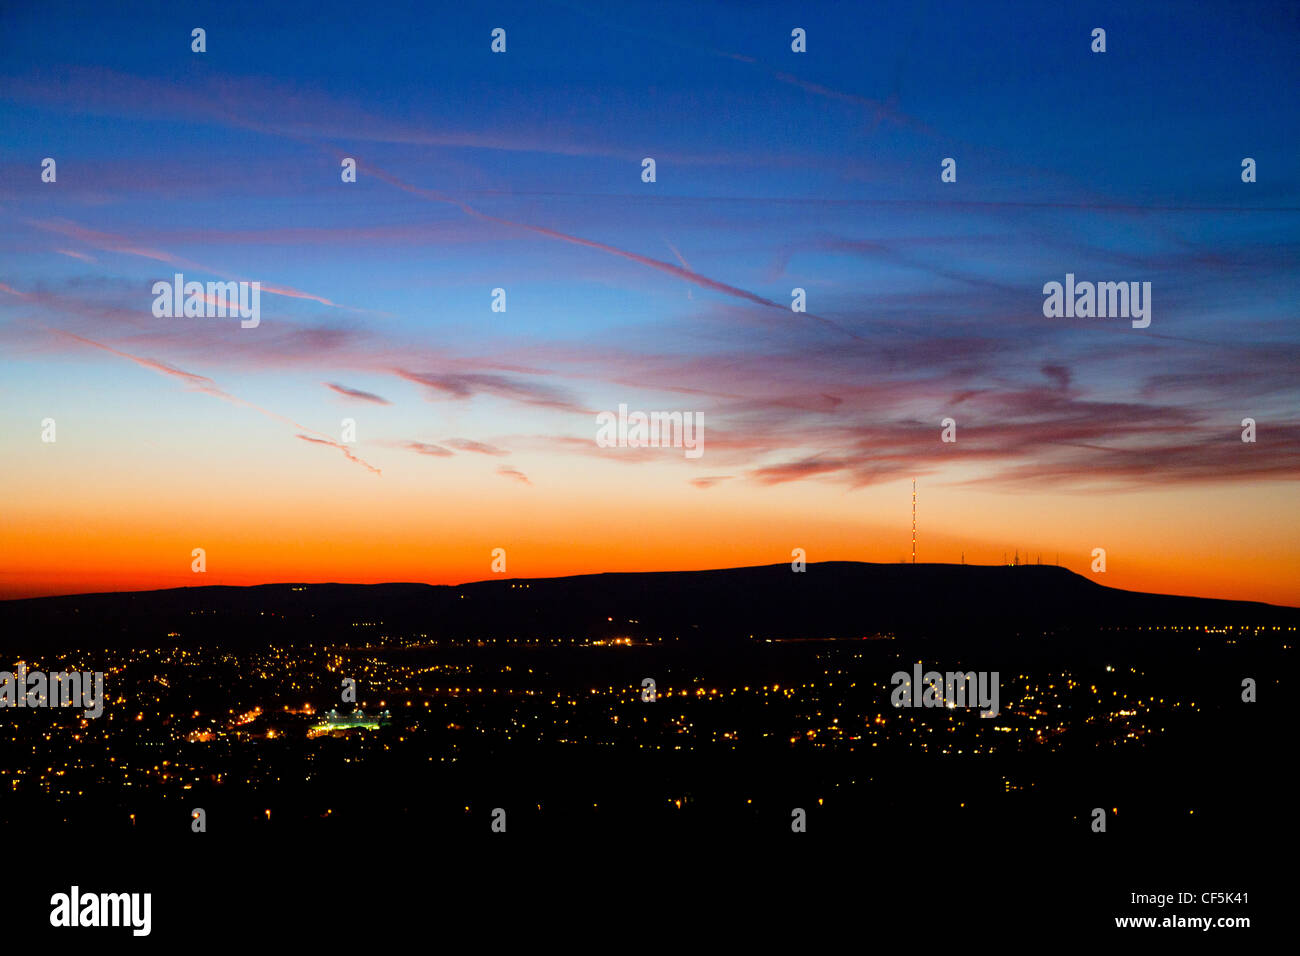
xmin=3 ymin=449 xmax=1296 ymax=607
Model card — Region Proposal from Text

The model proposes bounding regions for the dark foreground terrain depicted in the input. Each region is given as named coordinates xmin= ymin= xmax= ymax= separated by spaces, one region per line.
xmin=1 ymin=563 xmax=1290 ymax=941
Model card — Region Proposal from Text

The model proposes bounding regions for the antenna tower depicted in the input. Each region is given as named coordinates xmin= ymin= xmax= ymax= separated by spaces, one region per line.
xmin=911 ymin=478 xmax=916 ymax=565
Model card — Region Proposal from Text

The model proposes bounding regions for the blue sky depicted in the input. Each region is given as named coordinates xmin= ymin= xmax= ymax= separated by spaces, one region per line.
xmin=1 ymin=0 xmax=1297 ymax=602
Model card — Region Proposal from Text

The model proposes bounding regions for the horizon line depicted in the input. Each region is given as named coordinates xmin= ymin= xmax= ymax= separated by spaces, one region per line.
xmin=3 ymin=560 xmax=1297 ymax=610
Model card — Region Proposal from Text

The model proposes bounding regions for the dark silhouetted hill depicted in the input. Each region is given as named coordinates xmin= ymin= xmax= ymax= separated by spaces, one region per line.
xmin=1 ymin=563 xmax=1294 ymax=647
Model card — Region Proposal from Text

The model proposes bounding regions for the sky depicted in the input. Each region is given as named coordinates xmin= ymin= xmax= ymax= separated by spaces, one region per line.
xmin=1 ymin=0 xmax=1297 ymax=605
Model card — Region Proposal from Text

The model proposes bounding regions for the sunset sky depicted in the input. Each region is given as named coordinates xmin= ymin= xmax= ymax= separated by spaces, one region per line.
xmin=2 ymin=1 xmax=1297 ymax=605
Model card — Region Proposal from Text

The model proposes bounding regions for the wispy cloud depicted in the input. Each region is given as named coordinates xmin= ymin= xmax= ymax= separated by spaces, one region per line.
xmin=750 ymin=457 xmax=851 ymax=485
xmin=359 ymin=160 xmax=865 ymax=341
xmin=395 ymin=369 xmax=585 ymax=413
xmin=401 ymin=441 xmax=454 ymax=458
xmin=48 ymin=329 xmax=382 ymax=475
xmin=294 ymin=435 xmax=383 ymax=475
xmin=497 ymin=466 xmax=531 ymax=485
xmin=326 ymin=382 xmax=392 ymax=405
xmin=29 ymin=219 xmax=350 ymax=310
xmin=444 ymin=438 xmax=509 ymax=456
xmin=55 ymin=249 xmax=97 ymax=263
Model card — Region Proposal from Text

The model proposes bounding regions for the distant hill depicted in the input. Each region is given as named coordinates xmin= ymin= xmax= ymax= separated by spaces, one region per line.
xmin=1 ymin=563 xmax=1294 ymax=646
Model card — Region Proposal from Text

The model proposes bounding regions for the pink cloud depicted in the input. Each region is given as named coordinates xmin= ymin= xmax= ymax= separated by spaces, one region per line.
xmin=326 ymin=382 xmax=391 ymax=405
xmin=401 ymin=441 xmax=454 ymax=458
xmin=47 ymin=328 xmax=381 ymax=475
xmin=30 ymin=219 xmax=347 ymax=310
xmin=294 ymin=435 xmax=383 ymax=475
xmin=497 ymin=466 xmax=531 ymax=485
xmin=444 ymin=438 xmax=509 ymax=456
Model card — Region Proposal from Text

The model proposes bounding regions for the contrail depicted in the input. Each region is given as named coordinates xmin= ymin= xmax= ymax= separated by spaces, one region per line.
xmin=30 ymin=219 xmax=349 ymax=310
xmin=48 ymin=327 xmax=382 ymax=475
xmin=358 ymin=158 xmax=865 ymax=341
